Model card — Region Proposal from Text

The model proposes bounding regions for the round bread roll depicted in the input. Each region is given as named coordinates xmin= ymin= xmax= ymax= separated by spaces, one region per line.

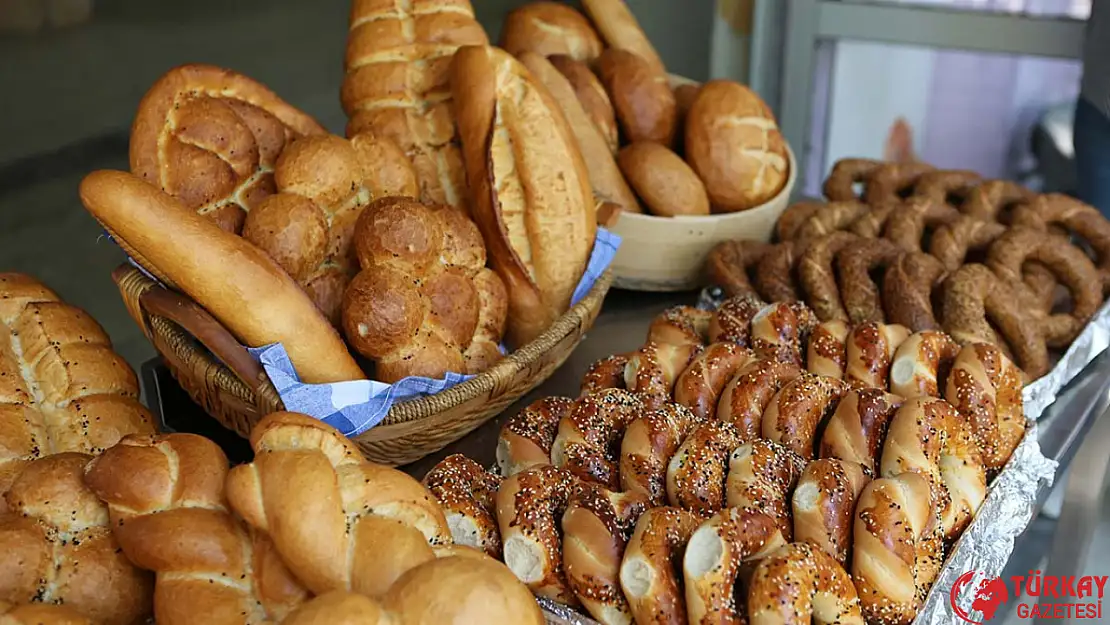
xmin=618 ymin=142 xmax=710 ymax=217
xmin=549 ymin=55 xmax=620 ymax=154
xmin=383 ymin=555 xmax=544 ymax=624
xmin=595 ymin=48 xmax=677 ymax=145
xmin=686 ymin=80 xmax=790 ymax=212
xmin=500 ymin=2 xmax=602 ymax=62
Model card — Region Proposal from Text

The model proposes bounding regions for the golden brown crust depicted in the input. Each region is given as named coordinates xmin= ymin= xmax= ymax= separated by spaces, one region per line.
xmin=648 ymin=305 xmax=713 ymax=348
xmin=882 ymin=252 xmax=947 ymax=332
xmin=618 ymin=507 xmax=700 ymax=625
xmin=750 ymin=301 xmax=818 ymax=367
xmin=624 ymin=342 xmax=701 ymax=410
xmin=562 ymin=486 xmax=649 ymax=624
xmin=823 ymin=158 xmax=883 ymax=202
xmin=791 ymin=458 xmax=871 ymax=566
xmin=581 ymin=0 xmax=667 ymax=74
xmin=755 ymin=241 xmax=802 ymax=303
xmin=452 ymin=45 xmax=597 ymax=347
xmin=880 ymin=397 xmax=986 ymax=539
xmin=685 ymin=80 xmax=788 ymax=212
xmin=422 ymin=454 xmax=503 ymax=558
xmin=552 ymin=389 xmax=645 ymax=489
xmin=129 ymin=64 xmax=326 ymax=233
xmin=520 ymin=52 xmax=641 ymax=216
xmin=943 ymin=343 xmax=1025 ymax=474
xmin=819 ymin=389 xmax=904 ymax=474
xmin=761 ymin=373 xmax=845 ymax=459
xmin=500 ymin=2 xmax=603 ymax=61
xmin=342 ymin=0 xmax=487 ymax=210
xmin=843 ymin=322 xmax=911 ymax=390
xmin=725 ymin=439 xmax=806 ymax=540
xmin=864 ymin=162 xmax=935 ymax=206
xmin=837 ymin=237 xmax=903 ymax=325
xmin=806 ymin=320 xmax=851 ymax=379
xmin=883 ymin=196 xmax=961 ymax=252
xmin=0 ymin=454 xmax=153 ymax=625
xmin=797 ymin=231 xmax=857 ymax=322
xmin=748 ymin=543 xmax=865 ymax=625
xmin=793 ymin=201 xmax=870 ymax=242
xmin=1012 ymin=194 xmax=1110 ymax=293
xmin=705 ymin=241 xmax=774 ymax=299
xmin=960 ymin=179 xmax=1035 ymax=221
xmin=617 ymin=141 xmax=709 ymax=216
xmin=707 ymin=293 xmax=766 ymax=347
xmin=343 ymin=197 xmax=507 ymax=382
xmin=717 ymin=359 xmax=803 ymax=440
xmin=85 ymin=433 xmax=311 ymax=624
xmin=497 ymin=396 xmax=575 ymax=477
xmin=889 ymin=330 xmax=960 ymax=398
xmin=595 ymin=48 xmax=677 ymax=145
xmin=620 ymin=403 xmax=703 ymax=506
xmin=80 ymin=171 xmax=364 ymax=383
xmin=665 ymin=421 xmax=742 ymax=516
xmin=672 ymin=342 xmax=754 ymax=419
xmin=0 ymin=601 xmax=93 ymax=625
xmin=912 ymin=170 xmax=982 ymax=207
xmin=549 ymin=55 xmax=621 ymax=155
xmin=581 ymin=354 xmax=632 ymax=395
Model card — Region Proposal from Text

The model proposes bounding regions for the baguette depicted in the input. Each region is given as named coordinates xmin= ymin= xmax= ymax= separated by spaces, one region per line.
xmin=451 ymin=45 xmax=597 ymax=347
xmin=518 ymin=52 xmax=641 ymax=216
xmin=581 ymin=0 xmax=666 ymax=75
xmin=548 ymin=55 xmax=620 ymax=154
xmin=79 ymin=170 xmax=365 ymax=384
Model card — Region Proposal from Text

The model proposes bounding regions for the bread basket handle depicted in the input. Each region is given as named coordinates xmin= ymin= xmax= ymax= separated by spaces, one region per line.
xmin=137 ymin=285 xmax=270 ymax=394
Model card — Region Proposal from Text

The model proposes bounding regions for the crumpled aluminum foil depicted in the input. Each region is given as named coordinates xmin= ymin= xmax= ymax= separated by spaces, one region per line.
xmin=537 ymin=288 xmax=1108 ymax=625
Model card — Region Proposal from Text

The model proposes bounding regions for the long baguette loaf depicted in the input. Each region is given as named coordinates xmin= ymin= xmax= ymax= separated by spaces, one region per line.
xmin=452 ymin=46 xmax=597 ymax=347
xmin=517 ymin=51 xmax=641 ymax=216
xmin=581 ymin=0 xmax=666 ymax=75
xmin=79 ymin=170 xmax=365 ymax=384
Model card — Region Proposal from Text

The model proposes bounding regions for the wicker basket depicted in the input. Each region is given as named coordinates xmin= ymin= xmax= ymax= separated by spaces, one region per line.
xmin=113 ymin=264 xmax=612 ymax=466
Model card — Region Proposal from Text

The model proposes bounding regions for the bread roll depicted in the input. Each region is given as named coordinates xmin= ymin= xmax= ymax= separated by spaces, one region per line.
xmin=686 ymin=80 xmax=790 ymax=212
xmin=581 ymin=0 xmax=666 ymax=75
xmin=0 ymin=601 xmax=93 ymax=625
xmin=518 ymin=52 xmax=641 ymax=216
xmin=0 ymin=273 xmax=154 ymax=512
xmin=79 ymin=170 xmax=365 ymax=384
xmin=617 ymin=141 xmax=709 ymax=216
xmin=342 ymin=0 xmax=487 ymax=211
xmin=129 ymin=64 xmax=326 ymax=234
xmin=452 ymin=45 xmax=597 ymax=347
xmin=595 ymin=48 xmax=677 ymax=146
xmin=548 ymin=55 xmax=620 ymax=154
xmin=500 ymin=2 xmax=602 ymax=62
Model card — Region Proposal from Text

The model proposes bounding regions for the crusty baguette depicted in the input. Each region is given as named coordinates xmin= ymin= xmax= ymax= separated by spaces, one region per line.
xmin=548 ymin=55 xmax=620 ymax=154
xmin=79 ymin=170 xmax=365 ymax=384
xmin=518 ymin=51 xmax=641 ymax=216
xmin=451 ymin=45 xmax=597 ymax=347
xmin=581 ymin=0 xmax=666 ymax=75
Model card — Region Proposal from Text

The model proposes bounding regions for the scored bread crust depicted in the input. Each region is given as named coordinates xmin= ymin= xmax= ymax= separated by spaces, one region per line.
xmin=452 ymin=45 xmax=597 ymax=347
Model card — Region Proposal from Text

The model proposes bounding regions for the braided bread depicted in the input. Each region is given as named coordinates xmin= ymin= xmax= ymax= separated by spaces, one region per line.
xmin=944 ymin=343 xmax=1025 ymax=474
xmin=341 ymin=0 xmax=486 ymax=210
xmin=0 ymin=453 xmax=152 ymax=625
xmin=423 ymin=454 xmax=502 ymax=558
xmin=618 ymin=507 xmax=701 ymax=625
xmin=762 ymin=373 xmax=845 ymax=458
xmin=0 ymin=274 xmax=153 ymax=512
xmin=620 ymin=403 xmax=703 ymax=506
xmin=129 ymin=64 xmax=326 ymax=233
xmin=343 ymin=196 xmax=509 ymax=382
xmin=84 ymin=433 xmax=309 ymax=625
xmin=843 ymin=322 xmax=910 ymax=390
xmin=225 ymin=413 xmax=450 ymax=597
xmin=552 ymin=389 xmax=645 ymax=488
xmin=889 ymin=330 xmax=959 ymax=398
xmin=792 ymin=458 xmax=871 ymax=565
xmin=852 ymin=473 xmax=943 ymax=625
xmin=497 ymin=396 xmax=574 ymax=477
xmin=562 ymin=485 xmax=649 ymax=625
xmin=725 ymin=439 xmax=806 ymax=540
xmin=497 ymin=464 xmax=581 ymax=605
xmin=683 ymin=507 xmax=786 ymax=624
xmin=819 ymin=389 xmax=904 ymax=473
xmin=880 ymin=397 xmax=986 ymax=539
xmin=717 ymin=359 xmax=802 ymax=440
xmin=748 ymin=542 xmax=865 ymax=625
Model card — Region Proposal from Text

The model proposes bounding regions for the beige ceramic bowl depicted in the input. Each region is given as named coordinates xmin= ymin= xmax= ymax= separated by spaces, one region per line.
xmin=609 ymin=142 xmax=797 ymax=292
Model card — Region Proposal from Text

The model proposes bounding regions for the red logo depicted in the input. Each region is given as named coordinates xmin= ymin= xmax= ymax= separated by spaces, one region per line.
xmin=951 ymin=571 xmax=1008 ymax=623
xmin=950 ymin=570 xmax=1107 ymax=621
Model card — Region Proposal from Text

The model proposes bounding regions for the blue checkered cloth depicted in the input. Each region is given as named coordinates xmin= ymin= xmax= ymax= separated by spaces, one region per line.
xmin=244 ymin=228 xmax=620 ymax=437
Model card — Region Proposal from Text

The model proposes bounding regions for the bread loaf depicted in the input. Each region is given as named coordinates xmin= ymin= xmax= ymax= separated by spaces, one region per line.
xmin=79 ymin=171 xmax=365 ymax=384
xmin=0 ymin=601 xmax=93 ymax=625
xmin=518 ymin=52 xmax=641 ymax=216
xmin=500 ymin=2 xmax=602 ymax=62
xmin=342 ymin=0 xmax=487 ymax=210
xmin=84 ymin=433 xmax=311 ymax=625
xmin=342 ymin=196 xmax=508 ymax=382
xmin=581 ymin=0 xmax=666 ymax=75
xmin=242 ymin=133 xmax=419 ymax=324
xmin=452 ymin=45 xmax=597 ymax=346
xmin=595 ymin=48 xmax=677 ymax=146
xmin=0 ymin=273 xmax=154 ymax=510
xmin=0 ymin=453 xmax=153 ymax=625
xmin=686 ymin=80 xmax=789 ymax=212
xmin=617 ymin=141 xmax=709 ymax=216
xmin=548 ymin=55 xmax=620 ymax=154
xmin=129 ymin=64 xmax=326 ymax=233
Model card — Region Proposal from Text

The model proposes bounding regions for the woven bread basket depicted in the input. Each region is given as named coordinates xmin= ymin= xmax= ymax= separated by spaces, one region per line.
xmin=113 ymin=263 xmax=611 ymax=466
